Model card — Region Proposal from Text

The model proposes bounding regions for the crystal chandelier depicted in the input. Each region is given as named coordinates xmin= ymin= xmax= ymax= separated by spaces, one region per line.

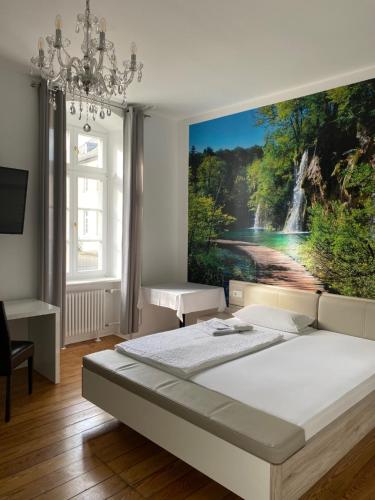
xmin=31 ymin=0 xmax=143 ymax=132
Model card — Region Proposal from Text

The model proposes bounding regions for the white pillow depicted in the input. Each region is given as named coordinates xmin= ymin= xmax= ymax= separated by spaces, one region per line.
xmin=233 ymin=304 xmax=314 ymax=333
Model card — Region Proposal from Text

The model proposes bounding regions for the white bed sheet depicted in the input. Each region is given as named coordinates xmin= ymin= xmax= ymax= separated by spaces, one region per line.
xmin=191 ymin=330 xmax=375 ymax=439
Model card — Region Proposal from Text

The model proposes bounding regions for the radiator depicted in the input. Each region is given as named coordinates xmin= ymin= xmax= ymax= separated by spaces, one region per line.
xmin=66 ymin=289 xmax=106 ymax=342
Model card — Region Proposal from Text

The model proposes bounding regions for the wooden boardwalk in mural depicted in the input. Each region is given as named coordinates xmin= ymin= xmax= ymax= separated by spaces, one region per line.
xmin=215 ymin=239 xmax=323 ymax=291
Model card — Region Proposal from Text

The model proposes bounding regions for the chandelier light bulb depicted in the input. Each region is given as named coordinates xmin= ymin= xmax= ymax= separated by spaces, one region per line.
xmin=55 ymin=14 xmax=63 ymax=30
xmin=38 ymin=37 xmax=44 ymax=51
xmin=99 ymin=17 xmax=107 ymax=33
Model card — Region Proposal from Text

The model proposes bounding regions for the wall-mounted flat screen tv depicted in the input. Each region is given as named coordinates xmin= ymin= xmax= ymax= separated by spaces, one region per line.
xmin=0 ymin=166 xmax=29 ymax=234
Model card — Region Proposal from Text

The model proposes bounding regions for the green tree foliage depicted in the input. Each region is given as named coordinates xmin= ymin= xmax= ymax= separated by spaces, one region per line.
xmin=302 ymin=160 xmax=375 ymax=297
xmin=196 ymin=155 xmax=227 ymax=201
xmin=188 ymin=247 xmax=225 ymax=287
xmin=302 ymin=200 xmax=375 ymax=298
xmin=188 ymin=148 xmax=244 ymax=286
xmin=188 ymin=146 xmax=263 ymax=252
xmin=249 ymin=93 xmax=335 ymax=228
xmin=188 ymin=186 xmax=235 ymax=251
xmin=247 ymin=151 xmax=292 ymax=229
xmin=189 ymin=145 xmax=263 ymax=227
xmin=327 ymin=79 xmax=375 ymax=136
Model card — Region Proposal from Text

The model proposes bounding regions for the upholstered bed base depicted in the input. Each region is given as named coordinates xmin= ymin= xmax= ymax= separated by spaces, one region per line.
xmin=83 ymin=350 xmax=304 ymax=464
xmin=82 ymin=360 xmax=375 ymax=500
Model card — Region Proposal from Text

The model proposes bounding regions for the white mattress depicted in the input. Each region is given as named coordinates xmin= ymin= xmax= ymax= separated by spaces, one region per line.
xmin=191 ymin=330 xmax=375 ymax=439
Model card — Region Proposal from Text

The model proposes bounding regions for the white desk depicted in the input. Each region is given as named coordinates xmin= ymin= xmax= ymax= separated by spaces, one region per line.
xmin=5 ymin=299 xmax=61 ymax=384
xmin=138 ymin=283 xmax=227 ymax=326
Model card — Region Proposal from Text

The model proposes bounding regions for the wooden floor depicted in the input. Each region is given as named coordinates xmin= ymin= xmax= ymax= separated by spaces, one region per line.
xmin=0 ymin=336 xmax=374 ymax=500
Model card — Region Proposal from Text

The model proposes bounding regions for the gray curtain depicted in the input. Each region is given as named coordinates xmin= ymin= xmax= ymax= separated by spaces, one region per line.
xmin=120 ymin=107 xmax=144 ymax=334
xmin=39 ymin=81 xmax=66 ymax=346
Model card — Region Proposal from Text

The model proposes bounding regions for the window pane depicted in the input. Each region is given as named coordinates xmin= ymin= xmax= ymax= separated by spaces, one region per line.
xmin=77 ymin=241 xmax=103 ymax=272
xmin=78 ymin=209 xmax=102 ymax=240
xmin=78 ymin=134 xmax=103 ymax=168
xmin=78 ymin=177 xmax=103 ymax=210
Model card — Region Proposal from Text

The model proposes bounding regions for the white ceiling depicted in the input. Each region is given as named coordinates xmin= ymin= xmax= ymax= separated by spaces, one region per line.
xmin=1 ymin=0 xmax=375 ymax=119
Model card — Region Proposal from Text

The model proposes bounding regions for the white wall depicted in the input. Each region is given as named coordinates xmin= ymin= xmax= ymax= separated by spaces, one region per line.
xmin=105 ymin=113 xmax=185 ymax=337
xmin=0 ymin=57 xmax=39 ymax=300
xmin=142 ymin=114 xmax=183 ymax=284
xmin=135 ymin=113 xmax=184 ymax=336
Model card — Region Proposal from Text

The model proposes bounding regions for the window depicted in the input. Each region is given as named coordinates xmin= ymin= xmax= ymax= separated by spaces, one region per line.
xmin=66 ymin=127 xmax=107 ymax=279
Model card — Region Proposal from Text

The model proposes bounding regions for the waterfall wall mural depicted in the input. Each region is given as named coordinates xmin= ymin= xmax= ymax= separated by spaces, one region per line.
xmin=188 ymin=78 xmax=375 ymax=299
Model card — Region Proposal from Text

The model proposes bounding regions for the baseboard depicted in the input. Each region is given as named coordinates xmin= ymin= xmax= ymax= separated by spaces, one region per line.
xmin=64 ymin=327 xmax=120 ymax=345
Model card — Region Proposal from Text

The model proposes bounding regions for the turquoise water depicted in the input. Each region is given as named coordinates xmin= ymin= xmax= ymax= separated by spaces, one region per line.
xmin=222 ymin=228 xmax=310 ymax=260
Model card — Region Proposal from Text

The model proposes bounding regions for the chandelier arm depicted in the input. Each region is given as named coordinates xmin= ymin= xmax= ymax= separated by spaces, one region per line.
xmin=122 ymin=71 xmax=135 ymax=87
xmin=96 ymin=72 xmax=110 ymax=95
xmin=69 ymin=56 xmax=84 ymax=72
xmin=62 ymin=46 xmax=73 ymax=63
xmin=40 ymin=59 xmax=56 ymax=79
xmin=47 ymin=72 xmax=65 ymax=87
xmin=56 ymin=48 xmax=72 ymax=70
xmin=97 ymin=50 xmax=105 ymax=72
xmin=40 ymin=67 xmax=54 ymax=81
xmin=90 ymin=56 xmax=98 ymax=74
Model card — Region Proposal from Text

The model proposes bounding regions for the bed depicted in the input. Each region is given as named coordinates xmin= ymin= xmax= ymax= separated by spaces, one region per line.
xmin=82 ymin=281 xmax=375 ymax=500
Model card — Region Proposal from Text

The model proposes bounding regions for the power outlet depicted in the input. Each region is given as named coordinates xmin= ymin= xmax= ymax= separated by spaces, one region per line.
xmin=231 ymin=290 xmax=243 ymax=298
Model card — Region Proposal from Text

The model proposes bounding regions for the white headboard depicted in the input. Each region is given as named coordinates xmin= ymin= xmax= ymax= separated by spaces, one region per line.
xmin=318 ymin=293 xmax=375 ymax=340
xmin=229 ymin=280 xmax=375 ymax=340
xmin=229 ymin=280 xmax=320 ymax=324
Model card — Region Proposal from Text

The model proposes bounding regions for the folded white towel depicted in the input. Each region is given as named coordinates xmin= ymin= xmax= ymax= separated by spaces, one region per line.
xmin=201 ymin=318 xmax=253 ymax=336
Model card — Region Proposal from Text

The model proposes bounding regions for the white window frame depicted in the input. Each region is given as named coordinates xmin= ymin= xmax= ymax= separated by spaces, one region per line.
xmin=67 ymin=125 xmax=108 ymax=281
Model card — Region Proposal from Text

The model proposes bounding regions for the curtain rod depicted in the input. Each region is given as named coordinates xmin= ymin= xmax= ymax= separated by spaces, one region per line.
xmin=30 ymin=81 xmax=151 ymax=117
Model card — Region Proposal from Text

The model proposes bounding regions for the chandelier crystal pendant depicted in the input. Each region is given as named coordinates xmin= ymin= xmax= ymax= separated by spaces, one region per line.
xmin=31 ymin=0 xmax=143 ymax=131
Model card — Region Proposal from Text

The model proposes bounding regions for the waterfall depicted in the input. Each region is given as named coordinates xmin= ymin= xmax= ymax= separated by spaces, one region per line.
xmin=284 ymin=149 xmax=309 ymax=233
xmin=253 ymin=203 xmax=262 ymax=230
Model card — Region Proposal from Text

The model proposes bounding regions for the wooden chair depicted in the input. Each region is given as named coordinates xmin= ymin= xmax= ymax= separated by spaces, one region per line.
xmin=0 ymin=301 xmax=34 ymax=422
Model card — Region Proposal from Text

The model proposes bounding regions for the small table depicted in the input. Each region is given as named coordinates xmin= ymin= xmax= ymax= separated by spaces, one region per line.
xmin=5 ymin=299 xmax=60 ymax=383
xmin=138 ymin=282 xmax=227 ymax=327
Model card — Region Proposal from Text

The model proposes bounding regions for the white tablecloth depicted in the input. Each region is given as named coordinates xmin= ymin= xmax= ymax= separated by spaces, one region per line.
xmin=138 ymin=282 xmax=227 ymax=321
